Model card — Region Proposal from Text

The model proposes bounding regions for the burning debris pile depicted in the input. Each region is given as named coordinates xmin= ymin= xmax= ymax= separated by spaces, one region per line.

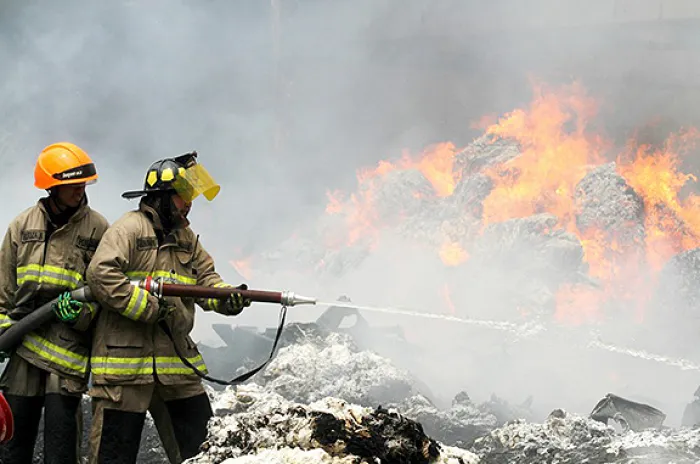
xmin=237 ymin=84 xmax=700 ymax=332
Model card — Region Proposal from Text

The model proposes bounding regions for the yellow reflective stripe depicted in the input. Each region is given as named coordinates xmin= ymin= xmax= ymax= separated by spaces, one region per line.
xmin=17 ymin=264 xmax=83 ymax=289
xmin=91 ymin=356 xmax=154 ymax=376
xmin=0 ymin=314 xmax=15 ymax=329
xmin=123 ymin=286 xmax=148 ymax=321
xmin=126 ymin=270 xmax=196 ymax=285
xmin=155 ymin=355 xmax=208 ymax=375
xmin=208 ymin=282 xmax=232 ymax=310
xmin=21 ymin=334 xmax=87 ymax=375
xmin=90 ymin=355 xmax=207 ymax=376
xmin=83 ymin=302 xmax=97 ymax=315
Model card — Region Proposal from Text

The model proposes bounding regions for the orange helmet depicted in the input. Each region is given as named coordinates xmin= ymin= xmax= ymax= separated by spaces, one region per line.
xmin=34 ymin=142 xmax=98 ymax=190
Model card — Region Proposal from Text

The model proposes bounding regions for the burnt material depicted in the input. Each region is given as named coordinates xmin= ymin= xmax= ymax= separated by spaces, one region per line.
xmin=311 ymin=406 xmax=441 ymax=464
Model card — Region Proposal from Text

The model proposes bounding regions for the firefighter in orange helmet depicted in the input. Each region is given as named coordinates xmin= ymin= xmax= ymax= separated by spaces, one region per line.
xmin=0 ymin=142 xmax=109 ymax=463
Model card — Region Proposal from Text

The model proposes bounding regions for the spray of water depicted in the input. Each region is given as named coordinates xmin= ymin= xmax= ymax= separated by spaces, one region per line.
xmin=317 ymin=300 xmax=546 ymax=338
xmin=316 ymin=300 xmax=700 ymax=372
xmin=587 ymin=339 xmax=700 ymax=372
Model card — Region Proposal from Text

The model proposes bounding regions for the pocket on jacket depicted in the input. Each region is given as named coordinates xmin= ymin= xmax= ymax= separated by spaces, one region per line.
xmin=104 ymin=329 xmax=145 ymax=348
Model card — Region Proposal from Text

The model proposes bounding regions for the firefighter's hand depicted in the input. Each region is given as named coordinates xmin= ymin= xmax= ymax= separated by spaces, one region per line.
xmin=221 ymin=284 xmax=251 ymax=316
xmin=52 ymin=292 xmax=83 ymax=323
xmin=157 ymin=299 xmax=177 ymax=321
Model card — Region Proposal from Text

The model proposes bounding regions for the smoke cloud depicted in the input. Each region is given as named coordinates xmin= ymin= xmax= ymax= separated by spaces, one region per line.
xmin=4 ymin=0 xmax=700 ymax=428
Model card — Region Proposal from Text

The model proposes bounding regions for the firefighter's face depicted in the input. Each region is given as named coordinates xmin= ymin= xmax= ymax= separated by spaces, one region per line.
xmin=171 ymin=193 xmax=192 ymax=219
xmin=55 ymin=183 xmax=86 ymax=208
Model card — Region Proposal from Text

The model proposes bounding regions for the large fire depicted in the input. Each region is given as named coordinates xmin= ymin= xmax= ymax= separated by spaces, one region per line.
xmin=310 ymin=83 xmax=700 ymax=324
xmin=481 ymin=84 xmax=606 ymax=227
xmin=227 ymin=83 xmax=700 ymax=325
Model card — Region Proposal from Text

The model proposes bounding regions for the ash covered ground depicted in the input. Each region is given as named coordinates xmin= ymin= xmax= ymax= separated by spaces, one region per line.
xmin=117 ymin=322 xmax=700 ymax=463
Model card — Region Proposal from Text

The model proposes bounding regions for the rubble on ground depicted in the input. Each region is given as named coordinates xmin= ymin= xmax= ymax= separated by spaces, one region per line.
xmin=388 ymin=393 xmax=497 ymax=449
xmin=589 ymin=393 xmax=666 ymax=432
xmin=188 ymin=384 xmax=478 ymax=464
xmin=21 ymin=315 xmax=700 ymax=464
xmin=471 ymin=407 xmax=700 ymax=464
xmin=256 ymin=328 xmax=423 ymax=407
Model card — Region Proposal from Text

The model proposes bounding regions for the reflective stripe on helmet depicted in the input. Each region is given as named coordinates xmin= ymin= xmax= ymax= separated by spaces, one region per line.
xmin=51 ymin=163 xmax=97 ymax=181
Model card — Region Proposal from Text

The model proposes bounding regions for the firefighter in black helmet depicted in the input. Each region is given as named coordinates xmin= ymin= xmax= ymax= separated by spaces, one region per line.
xmin=85 ymin=152 xmax=249 ymax=464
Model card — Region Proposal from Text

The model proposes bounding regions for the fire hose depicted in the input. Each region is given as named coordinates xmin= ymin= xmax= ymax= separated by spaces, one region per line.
xmin=0 ymin=278 xmax=317 ymax=443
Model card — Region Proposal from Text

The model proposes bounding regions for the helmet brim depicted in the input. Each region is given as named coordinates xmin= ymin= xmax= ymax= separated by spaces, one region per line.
xmin=121 ymin=190 xmax=148 ymax=200
xmin=122 ymin=186 xmax=177 ymax=200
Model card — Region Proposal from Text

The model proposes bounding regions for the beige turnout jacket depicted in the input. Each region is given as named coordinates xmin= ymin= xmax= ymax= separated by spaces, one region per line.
xmin=86 ymin=203 xmax=234 ymax=386
xmin=0 ymin=200 xmax=109 ymax=381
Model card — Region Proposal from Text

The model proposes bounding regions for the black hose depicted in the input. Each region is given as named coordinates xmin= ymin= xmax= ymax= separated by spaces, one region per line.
xmin=0 ymin=287 xmax=94 ymax=352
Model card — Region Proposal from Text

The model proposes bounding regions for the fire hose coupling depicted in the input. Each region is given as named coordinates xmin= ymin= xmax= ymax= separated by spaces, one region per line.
xmin=131 ymin=276 xmax=164 ymax=299
xmin=280 ymin=291 xmax=317 ymax=307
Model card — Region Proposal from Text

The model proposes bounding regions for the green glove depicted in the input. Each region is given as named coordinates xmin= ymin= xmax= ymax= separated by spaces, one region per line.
xmin=52 ymin=292 xmax=83 ymax=323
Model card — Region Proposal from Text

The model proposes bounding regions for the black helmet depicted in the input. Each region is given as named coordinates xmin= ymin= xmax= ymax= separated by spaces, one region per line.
xmin=122 ymin=151 xmax=220 ymax=202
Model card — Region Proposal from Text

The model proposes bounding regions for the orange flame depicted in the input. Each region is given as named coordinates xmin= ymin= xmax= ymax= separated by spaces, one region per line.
xmin=439 ymin=241 xmax=469 ymax=266
xmin=482 ymin=83 xmax=605 ymax=229
xmin=618 ymin=130 xmax=700 ymax=271
xmin=230 ymin=259 xmax=253 ymax=280
xmin=322 ymin=143 xmax=461 ymax=247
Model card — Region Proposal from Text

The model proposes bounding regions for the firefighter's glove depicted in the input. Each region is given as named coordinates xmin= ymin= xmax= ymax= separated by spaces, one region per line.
xmin=157 ymin=299 xmax=177 ymax=322
xmin=221 ymin=284 xmax=251 ymax=316
xmin=52 ymin=292 xmax=82 ymax=323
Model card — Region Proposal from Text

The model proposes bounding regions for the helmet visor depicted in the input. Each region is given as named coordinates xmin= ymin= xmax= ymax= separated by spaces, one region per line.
xmin=171 ymin=163 xmax=220 ymax=202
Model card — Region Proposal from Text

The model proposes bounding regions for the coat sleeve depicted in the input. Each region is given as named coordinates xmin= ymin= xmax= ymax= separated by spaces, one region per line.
xmin=86 ymin=224 xmax=160 ymax=324
xmin=192 ymin=239 xmax=240 ymax=314
xmin=72 ymin=216 xmax=111 ymax=332
xmin=0 ymin=224 xmax=17 ymax=334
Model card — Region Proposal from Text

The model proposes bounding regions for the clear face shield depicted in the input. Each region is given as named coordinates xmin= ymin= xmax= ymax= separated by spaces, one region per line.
xmin=171 ymin=163 xmax=221 ymax=202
